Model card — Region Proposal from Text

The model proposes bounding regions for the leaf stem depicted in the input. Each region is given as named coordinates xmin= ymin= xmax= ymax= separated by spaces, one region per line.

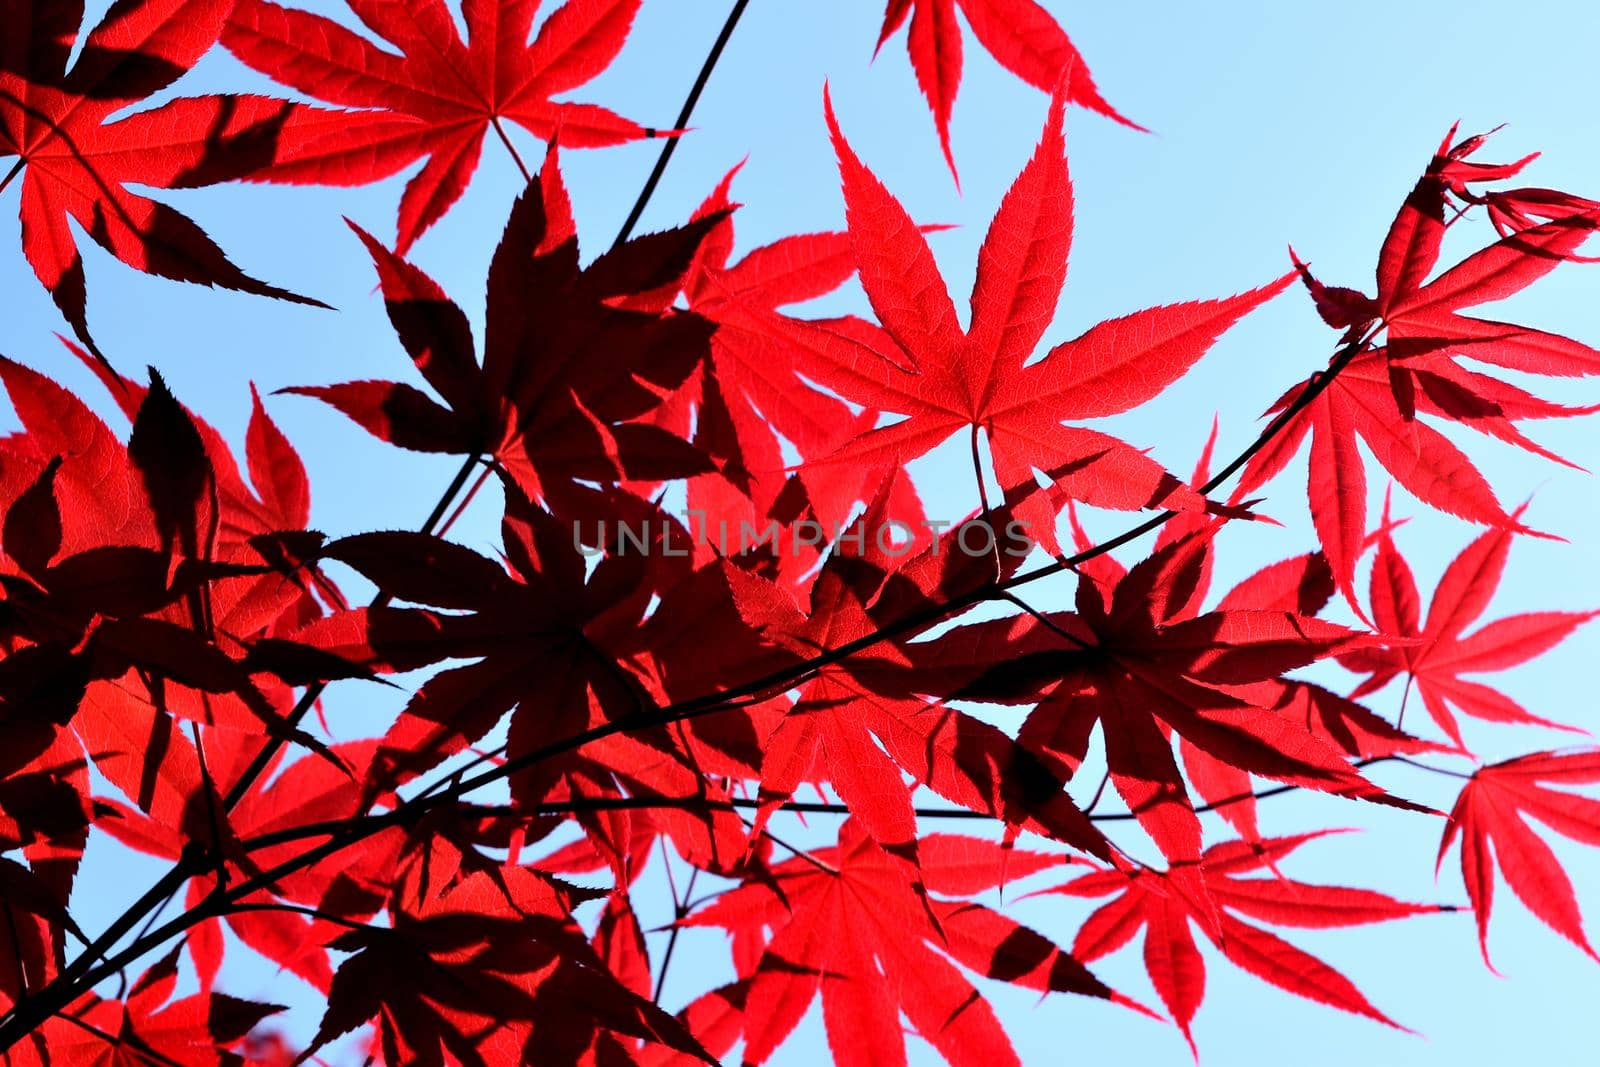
xmin=1396 ymin=674 xmax=1415 ymax=730
xmin=1388 ymin=754 xmax=1475 ymax=781
xmin=491 ymin=118 xmax=534 ymax=184
xmin=752 ymin=823 xmax=839 ymax=876
xmin=417 ymin=452 xmax=488 ymax=537
xmin=436 ymin=463 xmax=494 ymax=538
xmin=0 ymin=158 xmax=23 ymax=197
xmin=1081 ymin=769 xmax=1113 ymax=814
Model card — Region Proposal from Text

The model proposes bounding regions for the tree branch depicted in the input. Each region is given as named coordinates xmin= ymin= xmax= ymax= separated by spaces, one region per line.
xmin=240 ymin=756 xmax=1412 ymax=852
xmin=0 ymin=301 xmax=1376 ymax=1052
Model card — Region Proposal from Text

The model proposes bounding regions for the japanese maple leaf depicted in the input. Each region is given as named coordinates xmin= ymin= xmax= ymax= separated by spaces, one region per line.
xmin=0 ymin=0 xmax=325 ymax=354
xmin=722 ymin=497 xmax=933 ymax=859
xmin=683 ymin=164 xmax=860 ymax=447
xmin=11 ymin=946 xmax=282 ymax=1066
xmin=224 ymin=0 xmax=669 ymax=253
xmin=1339 ymin=505 xmax=1596 ymax=751
xmin=922 ymin=524 xmax=1418 ymax=864
xmin=0 ymin=351 xmax=343 ymax=732
xmin=55 ymin=340 xmax=345 ymax=636
xmin=0 ymin=357 xmax=356 ymax=798
xmin=318 ymin=487 xmax=750 ymax=882
xmin=1242 ymin=126 xmax=1600 ymax=607
xmin=301 ymin=527 xmax=763 ymax=882
xmin=1112 ymin=440 xmax=1449 ymax=842
xmin=318 ymin=488 xmax=661 ymax=807
xmin=287 ymin=147 xmax=713 ymax=514
xmin=306 ymin=866 xmax=708 ymax=1066
xmin=1108 ymin=459 xmax=1446 ymax=842
xmin=874 ymin=0 xmax=1140 ymax=179
xmin=723 ymin=478 xmax=1108 ymax=862
xmin=667 ymin=163 xmax=929 ymax=549
xmin=796 ymin=82 xmax=1290 ymax=554
xmin=1044 ymin=832 xmax=1443 ymax=1054
xmin=0 ymin=389 xmax=336 ymax=778
xmin=1438 ymin=748 xmax=1600 ymax=968
xmin=0 ymin=355 xmax=150 ymax=563
xmin=683 ymin=822 xmax=1139 ymax=1067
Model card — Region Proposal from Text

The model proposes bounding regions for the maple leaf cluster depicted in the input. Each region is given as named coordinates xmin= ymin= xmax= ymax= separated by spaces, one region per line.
xmin=1 ymin=1 xmax=1600 ymax=1064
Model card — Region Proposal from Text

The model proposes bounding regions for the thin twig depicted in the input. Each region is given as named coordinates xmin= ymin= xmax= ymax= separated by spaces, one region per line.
xmin=611 ymin=0 xmax=751 ymax=249
xmin=239 ymin=760 xmax=1425 ymax=852
xmin=111 ymin=882 xmax=185 ymax=993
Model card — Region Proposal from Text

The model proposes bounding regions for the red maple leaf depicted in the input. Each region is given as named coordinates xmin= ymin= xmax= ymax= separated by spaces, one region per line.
xmin=312 ymin=483 xmax=758 ymax=879
xmin=286 ymin=146 xmax=713 ymax=514
xmin=661 ymin=162 xmax=939 ymax=575
xmin=1242 ymin=127 xmax=1600 ymax=608
xmin=95 ymin=742 xmax=389 ymax=995
xmin=306 ymin=866 xmax=708 ymax=1066
xmin=9 ymin=946 xmax=282 ymax=1066
xmin=1339 ymin=500 xmax=1596 ymax=751
xmin=0 ymin=362 xmax=339 ymax=779
xmin=0 ymin=0 xmax=326 ymax=353
xmin=873 ymin=0 xmax=1140 ymax=178
xmin=1438 ymin=748 xmax=1600 ymax=967
xmin=1044 ymin=832 xmax=1444 ymax=1054
xmin=919 ymin=521 xmax=1420 ymax=864
xmin=56 ymin=339 xmax=346 ymax=634
xmin=789 ymin=81 xmax=1289 ymax=554
xmin=684 ymin=822 xmax=1141 ymax=1067
xmin=723 ymin=476 xmax=1112 ymax=862
xmin=223 ymin=0 xmax=669 ymax=253
xmin=318 ymin=488 xmax=660 ymax=802
xmin=1121 ymin=435 xmax=1449 ymax=842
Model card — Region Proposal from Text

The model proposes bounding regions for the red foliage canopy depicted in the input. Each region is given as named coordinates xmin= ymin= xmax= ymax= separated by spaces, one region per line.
xmin=2 ymin=2 xmax=1600 ymax=1064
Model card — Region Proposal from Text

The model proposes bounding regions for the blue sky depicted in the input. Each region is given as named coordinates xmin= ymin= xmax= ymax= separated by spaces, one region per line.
xmin=4 ymin=0 xmax=1600 ymax=1063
